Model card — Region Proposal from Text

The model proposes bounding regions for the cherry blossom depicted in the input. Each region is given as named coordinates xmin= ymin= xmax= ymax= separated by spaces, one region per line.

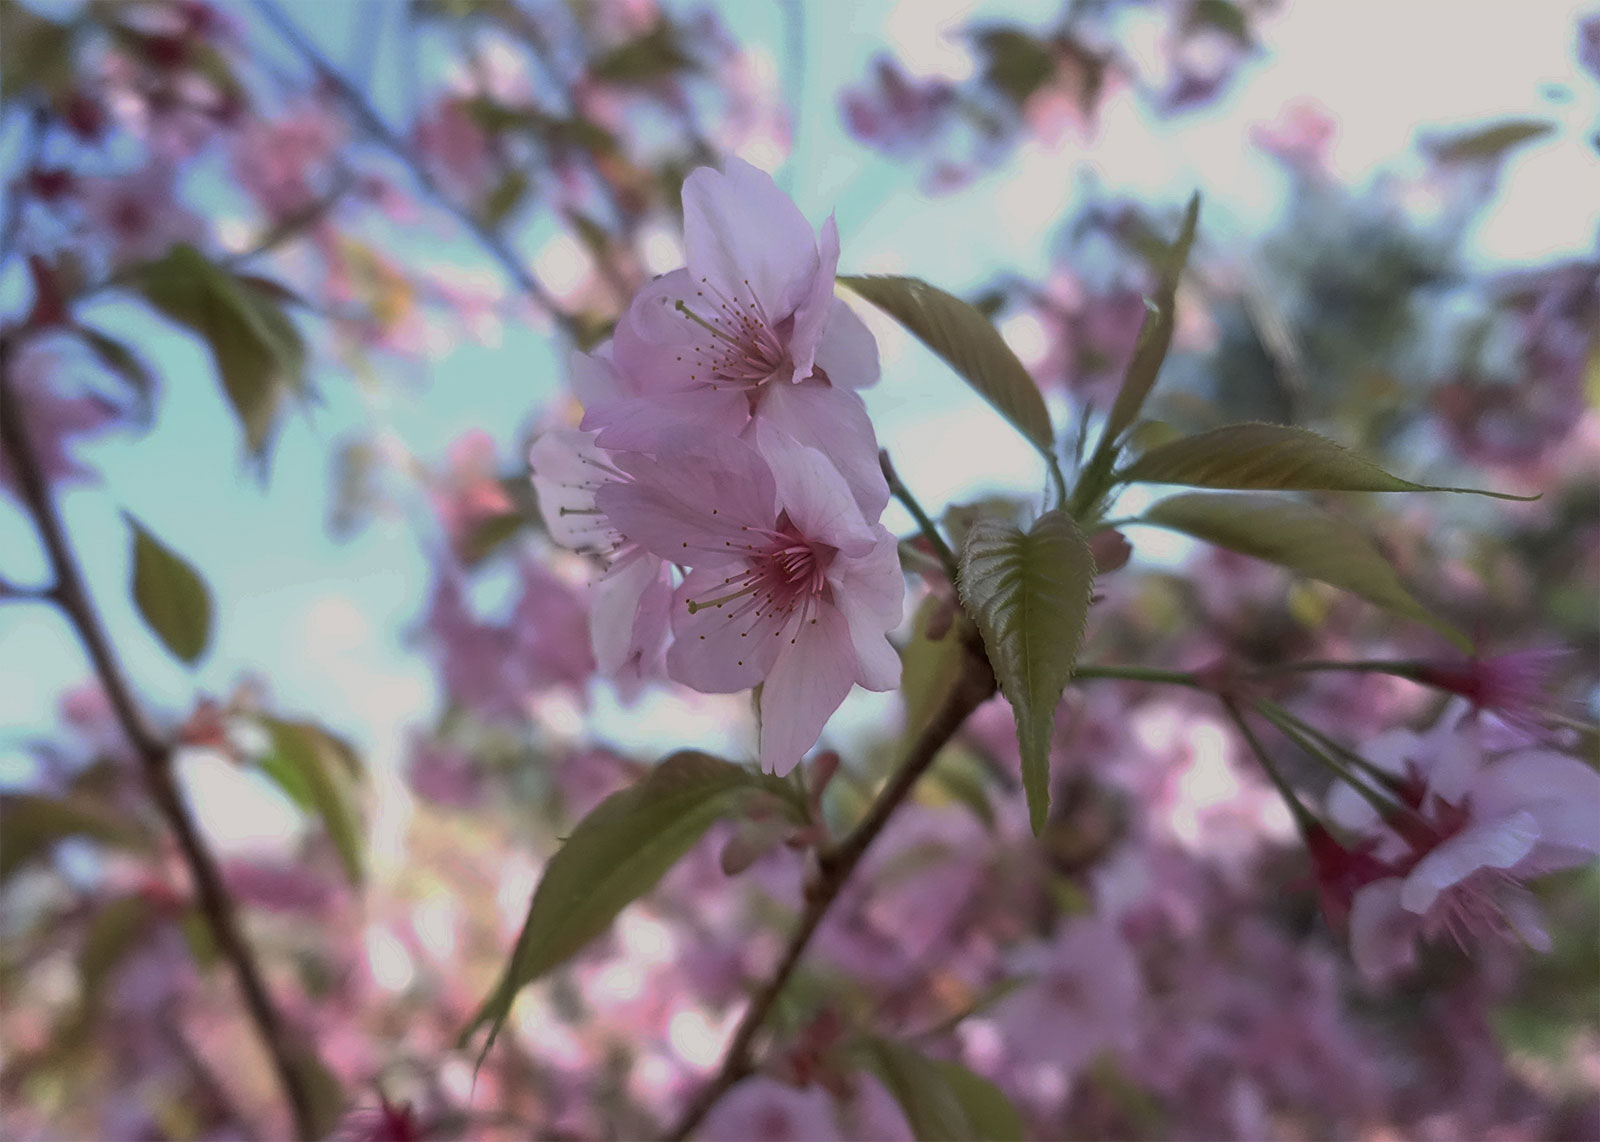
xmin=597 ymin=429 xmax=902 ymax=773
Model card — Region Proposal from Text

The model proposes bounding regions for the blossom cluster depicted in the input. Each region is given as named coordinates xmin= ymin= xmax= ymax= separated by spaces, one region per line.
xmin=531 ymin=160 xmax=903 ymax=773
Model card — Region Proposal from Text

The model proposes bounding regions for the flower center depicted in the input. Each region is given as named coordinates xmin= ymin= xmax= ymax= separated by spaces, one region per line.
xmin=686 ymin=516 xmax=834 ymax=644
xmin=673 ymin=276 xmax=788 ymax=388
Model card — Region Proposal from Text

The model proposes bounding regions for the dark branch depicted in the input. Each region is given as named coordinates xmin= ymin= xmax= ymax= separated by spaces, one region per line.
xmin=0 ymin=338 xmax=317 ymax=1141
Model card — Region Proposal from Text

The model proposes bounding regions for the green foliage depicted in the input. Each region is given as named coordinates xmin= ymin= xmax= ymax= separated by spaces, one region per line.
xmin=588 ymin=21 xmax=696 ymax=84
xmin=462 ymin=751 xmax=804 ymax=1053
xmin=1425 ymin=118 xmax=1556 ymax=164
xmin=125 ymin=513 xmax=213 ymax=665
xmin=74 ymin=326 xmax=158 ymax=425
xmin=1141 ymin=492 xmax=1469 ymax=648
xmin=0 ymin=4 xmax=76 ymax=105
xmin=0 ymin=794 xmax=151 ymax=882
xmin=840 ymin=275 xmax=1055 ymax=458
xmin=258 ymin=718 xmax=366 ymax=886
xmin=1120 ymin=422 xmax=1533 ymax=498
xmin=972 ymin=27 xmax=1056 ymax=107
xmin=858 ymin=1036 xmax=1026 ymax=1141
xmin=1102 ymin=193 xmax=1200 ymax=447
xmin=133 ymin=246 xmax=308 ymax=460
xmin=957 ymin=510 xmax=1097 ymax=833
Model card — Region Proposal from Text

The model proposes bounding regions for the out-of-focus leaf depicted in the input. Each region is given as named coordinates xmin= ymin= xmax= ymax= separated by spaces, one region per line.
xmin=972 ymin=26 xmax=1056 ymax=106
xmin=1102 ymin=193 xmax=1200 ymax=446
xmin=1425 ymin=119 xmax=1556 ymax=164
xmin=74 ymin=325 xmax=158 ymax=424
xmin=480 ymin=169 xmax=528 ymax=229
xmin=77 ymin=894 xmax=158 ymax=1015
xmin=841 ymin=275 xmax=1054 ymax=457
xmin=858 ymin=1036 xmax=1026 ymax=1141
xmin=291 ymin=1047 xmax=347 ymax=1139
xmin=1142 ymin=492 xmax=1469 ymax=648
xmin=1120 ymin=423 xmax=1535 ymax=499
xmin=258 ymin=718 xmax=365 ymax=885
xmin=1191 ymin=0 xmax=1252 ymax=45
xmin=462 ymin=751 xmax=801 ymax=1053
xmin=900 ymin=595 xmax=966 ymax=735
xmin=0 ymin=794 xmax=150 ymax=881
xmin=0 ymin=6 xmax=75 ymax=104
xmin=589 ymin=21 xmax=696 ymax=84
xmin=460 ymin=510 xmax=527 ymax=566
xmin=125 ymin=512 xmax=213 ymax=665
xmin=957 ymin=510 xmax=1096 ymax=833
xmin=133 ymin=246 xmax=307 ymax=459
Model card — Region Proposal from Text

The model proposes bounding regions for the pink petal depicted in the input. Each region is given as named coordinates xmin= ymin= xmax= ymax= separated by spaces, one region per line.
xmin=609 ymin=269 xmax=713 ymax=394
xmin=1348 ymin=878 xmax=1418 ymax=982
xmin=832 ymin=532 xmax=905 ymax=692
xmin=786 ymin=213 xmax=840 ymax=383
xmin=528 ymin=429 xmax=619 ymax=553
xmin=595 ymin=433 xmax=777 ymax=565
xmin=1399 ymin=810 xmax=1539 ymax=914
xmin=754 ymin=381 xmax=890 ymax=517
xmin=814 ymin=296 xmax=881 ymax=390
xmin=682 ymin=158 xmax=820 ymax=326
xmin=758 ymin=603 xmax=857 ymax=774
xmin=569 ymin=345 xmax=630 ymax=408
xmin=583 ymin=387 xmax=750 ymax=454
xmin=590 ymin=547 xmax=668 ymax=677
xmin=1470 ymin=751 xmax=1600 ymax=854
xmin=666 ymin=565 xmax=783 ymax=693
xmin=751 ymin=423 xmax=878 ymax=555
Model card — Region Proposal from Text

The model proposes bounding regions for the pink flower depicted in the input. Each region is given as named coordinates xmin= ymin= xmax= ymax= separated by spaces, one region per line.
xmin=0 ymin=342 xmax=122 ymax=499
xmin=1413 ymin=647 xmax=1569 ymax=738
xmin=528 ymin=426 xmax=673 ymax=686
xmin=1331 ymin=711 xmax=1600 ymax=981
xmin=597 ymin=429 xmax=902 ymax=773
xmin=428 ymin=429 xmax=516 ymax=563
xmin=582 ymin=159 xmax=889 ymax=514
xmin=77 ymin=162 xmax=205 ymax=269
xmin=698 ymin=1078 xmax=841 ymax=1142
xmin=230 ymin=102 xmax=344 ymax=221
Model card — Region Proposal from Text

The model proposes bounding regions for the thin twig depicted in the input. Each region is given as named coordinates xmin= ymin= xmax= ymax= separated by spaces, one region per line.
xmin=880 ymin=450 xmax=959 ymax=582
xmin=662 ymin=629 xmax=997 ymax=1140
xmin=0 ymin=340 xmax=317 ymax=1140
xmin=250 ymin=0 xmax=581 ymax=339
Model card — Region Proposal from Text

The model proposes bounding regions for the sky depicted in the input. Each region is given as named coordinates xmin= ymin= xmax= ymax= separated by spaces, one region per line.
xmin=1 ymin=0 xmax=1596 ymax=854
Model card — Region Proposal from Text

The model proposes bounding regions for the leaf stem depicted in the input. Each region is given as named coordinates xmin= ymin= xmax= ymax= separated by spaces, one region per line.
xmin=880 ymin=450 xmax=959 ymax=582
xmin=660 ymin=631 xmax=998 ymax=1141
xmin=1217 ymin=697 xmax=1319 ymax=834
xmin=0 ymin=341 xmax=317 ymax=1140
xmin=1072 ymin=664 xmax=1205 ymax=688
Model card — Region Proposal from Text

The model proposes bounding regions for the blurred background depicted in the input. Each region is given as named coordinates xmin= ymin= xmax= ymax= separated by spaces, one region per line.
xmin=1 ymin=0 xmax=1597 ymax=1138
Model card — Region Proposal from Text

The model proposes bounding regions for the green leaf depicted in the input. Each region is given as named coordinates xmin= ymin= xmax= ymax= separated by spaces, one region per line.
xmin=957 ymin=510 xmax=1096 ymax=833
xmin=972 ymin=27 xmax=1056 ymax=106
xmin=461 ymin=751 xmax=799 ymax=1052
xmin=1119 ymin=422 xmax=1535 ymax=499
xmin=859 ymin=1036 xmax=1025 ymax=1142
xmin=125 ymin=512 xmax=213 ymax=665
xmin=133 ymin=245 xmax=307 ymax=459
xmin=840 ymin=275 xmax=1054 ymax=457
xmin=1141 ymin=492 xmax=1469 ymax=649
xmin=75 ymin=325 xmax=158 ymax=424
xmin=1191 ymin=0 xmax=1252 ymax=45
xmin=0 ymin=5 xmax=75 ymax=105
xmin=1426 ymin=118 xmax=1555 ymax=164
xmin=589 ymin=21 xmax=696 ymax=84
xmin=0 ymin=794 xmax=150 ymax=882
xmin=479 ymin=169 xmax=528 ymax=229
xmin=1102 ymin=193 xmax=1200 ymax=446
xmin=459 ymin=510 xmax=527 ymax=566
xmin=259 ymin=718 xmax=366 ymax=885
xmin=77 ymin=895 xmax=158 ymax=1015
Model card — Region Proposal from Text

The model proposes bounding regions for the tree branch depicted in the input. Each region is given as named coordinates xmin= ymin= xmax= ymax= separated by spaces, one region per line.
xmin=0 ymin=340 xmax=317 ymax=1141
xmin=662 ymin=627 xmax=997 ymax=1141
xmin=249 ymin=0 xmax=581 ymax=340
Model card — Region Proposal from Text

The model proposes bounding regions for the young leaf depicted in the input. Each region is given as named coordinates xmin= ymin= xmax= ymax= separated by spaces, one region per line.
xmin=840 ymin=275 xmax=1054 ymax=457
xmin=1424 ymin=119 xmax=1555 ymax=164
xmin=462 ymin=751 xmax=801 ymax=1053
xmin=259 ymin=718 xmax=366 ymax=886
xmin=0 ymin=794 xmax=151 ymax=882
xmin=859 ymin=1036 xmax=1025 ymax=1142
xmin=1141 ymin=492 xmax=1469 ymax=649
xmin=1120 ymin=422 xmax=1535 ymax=499
xmin=74 ymin=326 xmax=159 ymax=424
xmin=1101 ymin=193 xmax=1199 ymax=446
xmin=957 ymin=510 xmax=1096 ymax=834
xmin=133 ymin=245 xmax=307 ymax=459
xmin=125 ymin=512 xmax=213 ymax=665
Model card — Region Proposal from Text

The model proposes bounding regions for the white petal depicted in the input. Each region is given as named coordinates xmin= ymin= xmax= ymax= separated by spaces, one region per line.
xmin=682 ymin=158 xmax=819 ymax=325
xmin=757 ymin=604 xmax=856 ymax=775
xmin=1348 ymin=879 xmax=1418 ymax=983
xmin=813 ymin=296 xmax=881 ymax=390
xmin=1399 ymin=811 xmax=1539 ymax=914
